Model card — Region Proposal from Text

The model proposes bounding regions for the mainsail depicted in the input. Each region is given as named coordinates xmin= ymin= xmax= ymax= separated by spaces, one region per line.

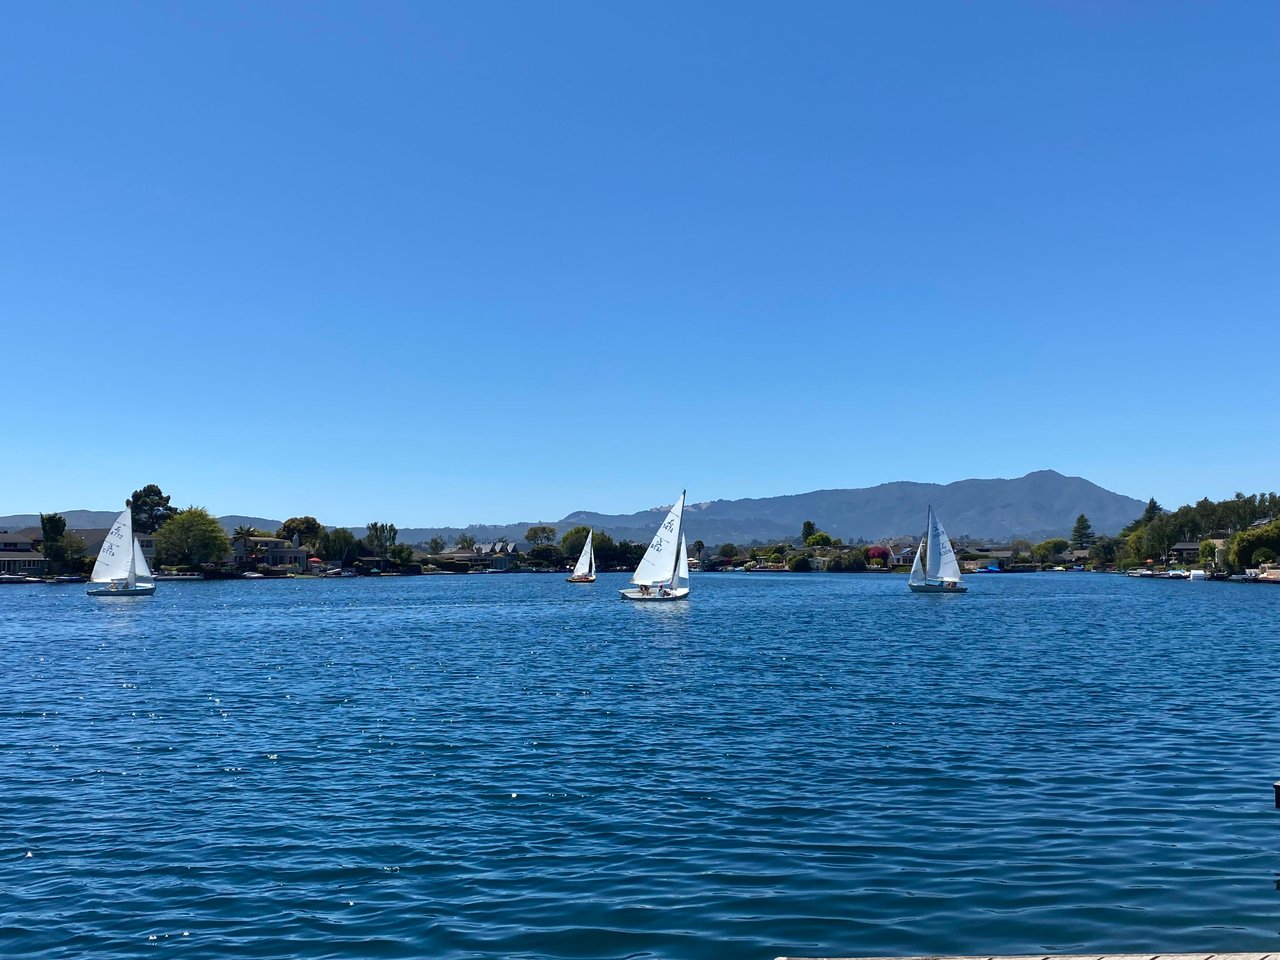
xmin=91 ymin=509 xmax=136 ymax=585
xmin=571 ymin=529 xmax=594 ymax=579
xmin=925 ymin=505 xmax=962 ymax=583
xmin=925 ymin=507 xmax=942 ymax=581
xmin=630 ymin=491 xmax=685 ymax=587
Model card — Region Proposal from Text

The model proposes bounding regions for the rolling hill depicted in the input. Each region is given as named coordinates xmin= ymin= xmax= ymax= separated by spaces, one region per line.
xmin=1 ymin=470 xmax=1147 ymax=548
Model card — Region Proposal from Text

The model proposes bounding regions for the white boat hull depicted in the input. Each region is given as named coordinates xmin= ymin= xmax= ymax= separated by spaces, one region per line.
xmin=87 ymin=582 xmax=156 ymax=597
xmin=566 ymin=575 xmax=596 ymax=583
xmin=908 ymin=581 xmax=967 ymax=594
xmin=619 ymin=587 xmax=690 ymax=601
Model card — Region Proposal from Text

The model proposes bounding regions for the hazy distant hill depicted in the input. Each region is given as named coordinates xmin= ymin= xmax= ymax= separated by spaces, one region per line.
xmin=0 ymin=510 xmax=120 ymax=531
xmin=216 ymin=516 xmax=286 ymax=535
xmin=583 ymin=470 xmax=1145 ymax=544
xmin=396 ymin=471 xmax=1146 ymax=546
xmin=0 ymin=511 xmax=286 ymax=535
xmin=1 ymin=471 xmax=1146 ymax=547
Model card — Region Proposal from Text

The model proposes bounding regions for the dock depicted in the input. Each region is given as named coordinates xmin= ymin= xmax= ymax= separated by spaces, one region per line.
xmin=778 ymin=954 xmax=1278 ymax=960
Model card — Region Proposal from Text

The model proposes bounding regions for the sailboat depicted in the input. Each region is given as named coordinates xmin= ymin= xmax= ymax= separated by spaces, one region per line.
xmin=566 ymin=529 xmax=596 ymax=583
xmin=620 ymin=490 xmax=690 ymax=601
xmin=908 ymin=505 xmax=967 ymax=593
xmin=87 ymin=508 xmax=157 ymax=597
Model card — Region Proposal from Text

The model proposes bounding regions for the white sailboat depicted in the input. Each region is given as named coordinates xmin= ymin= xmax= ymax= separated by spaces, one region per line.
xmin=620 ymin=490 xmax=690 ymax=601
xmin=908 ymin=505 xmax=967 ymax=594
xmin=566 ymin=529 xmax=596 ymax=583
xmin=87 ymin=508 xmax=157 ymax=597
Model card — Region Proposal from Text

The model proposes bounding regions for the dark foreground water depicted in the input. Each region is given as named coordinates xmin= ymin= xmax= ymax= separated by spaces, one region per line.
xmin=2 ymin=572 xmax=1279 ymax=959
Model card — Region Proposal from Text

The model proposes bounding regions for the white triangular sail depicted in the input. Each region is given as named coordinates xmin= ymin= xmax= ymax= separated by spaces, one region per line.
xmin=132 ymin=538 xmax=154 ymax=584
xmin=908 ymin=531 xmax=926 ymax=585
xmin=675 ymin=533 xmax=690 ymax=590
xmin=631 ymin=490 xmax=685 ymax=586
xmin=571 ymin=529 xmax=594 ymax=578
xmin=91 ymin=509 xmax=135 ymax=585
xmin=925 ymin=505 xmax=962 ymax=583
xmin=925 ymin=507 xmax=942 ymax=581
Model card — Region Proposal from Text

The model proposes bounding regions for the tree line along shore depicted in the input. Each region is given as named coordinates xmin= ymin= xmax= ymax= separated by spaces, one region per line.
xmin=17 ymin=485 xmax=1280 ymax=580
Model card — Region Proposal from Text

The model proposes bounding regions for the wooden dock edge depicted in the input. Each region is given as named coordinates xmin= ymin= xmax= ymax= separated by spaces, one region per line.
xmin=777 ymin=954 xmax=1279 ymax=960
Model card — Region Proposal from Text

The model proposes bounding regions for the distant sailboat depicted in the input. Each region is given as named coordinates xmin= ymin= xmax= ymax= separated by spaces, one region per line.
xmin=87 ymin=507 xmax=156 ymax=597
xmin=620 ymin=490 xmax=690 ymax=601
xmin=567 ymin=529 xmax=596 ymax=583
xmin=908 ymin=505 xmax=967 ymax=594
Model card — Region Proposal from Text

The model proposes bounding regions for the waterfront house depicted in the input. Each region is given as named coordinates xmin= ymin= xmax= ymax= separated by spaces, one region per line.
xmin=879 ymin=537 xmax=918 ymax=566
xmin=0 ymin=531 xmax=49 ymax=576
xmin=973 ymin=549 xmax=1014 ymax=571
xmin=1167 ymin=541 xmax=1203 ymax=564
xmin=474 ymin=542 xmax=519 ymax=557
xmin=230 ymin=535 xmax=309 ymax=571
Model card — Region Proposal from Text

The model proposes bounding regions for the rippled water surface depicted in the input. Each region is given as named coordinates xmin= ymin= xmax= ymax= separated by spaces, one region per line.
xmin=2 ymin=572 xmax=1279 ymax=959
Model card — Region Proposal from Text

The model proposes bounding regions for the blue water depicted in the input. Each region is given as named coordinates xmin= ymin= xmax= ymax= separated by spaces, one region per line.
xmin=2 ymin=572 xmax=1279 ymax=959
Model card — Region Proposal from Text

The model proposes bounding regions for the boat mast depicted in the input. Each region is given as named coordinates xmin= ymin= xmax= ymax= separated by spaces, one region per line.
xmin=671 ymin=491 xmax=685 ymax=588
xmin=125 ymin=505 xmax=136 ymax=589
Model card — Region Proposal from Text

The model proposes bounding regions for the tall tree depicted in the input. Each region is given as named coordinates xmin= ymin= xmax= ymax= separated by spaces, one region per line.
xmin=277 ymin=516 xmax=325 ymax=550
xmin=691 ymin=539 xmax=705 ymax=559
xmin=427 ymin=536 xmax=446 ymax=555
xmin=525 ymin=525 xmax=557 ymax=546
xmin=365 ymin=522 xmax=398 ymax=559
xmin=1032 ymin=538 xmax=1069 ymax=564
xmin=1070 ymin=514 xmax=1096 ymax=550
xmin=319 ymin=528 xmax=358 ymax=566
xmin=1089 ymin=535 xmax=1117 ymax=567
xmin=232 ymin=525 xmax=262 ymax=561
xmin=801 ymin=520 xmax=817 ymax=542
xmin=526 ymin=544 xmax=565 ymax=567
xmin=455 ymin=533 xmax=476 ymax=550
xmin=40 ymin=512 xmax=67 ymax=544
xmin=156 ymin=508 xmax=230 ymax=567
xmin=130 ymin=484 xmax=179 ymax=534
xmin=39 ymin=513 xmax=84 ymax=574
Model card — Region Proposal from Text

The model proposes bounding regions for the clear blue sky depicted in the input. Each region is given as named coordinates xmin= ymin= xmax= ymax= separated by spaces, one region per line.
xmin=2 ymin=1 xmax=1276 ymax=526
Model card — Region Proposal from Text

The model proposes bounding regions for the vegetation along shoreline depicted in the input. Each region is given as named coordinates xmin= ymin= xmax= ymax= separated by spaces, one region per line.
xmin=3 ymin=482 xmax=1277 ymax=586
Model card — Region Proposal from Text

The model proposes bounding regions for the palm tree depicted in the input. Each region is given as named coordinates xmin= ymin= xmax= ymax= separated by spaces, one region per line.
xmin=232 ymin=526 xmax=261 ymax=565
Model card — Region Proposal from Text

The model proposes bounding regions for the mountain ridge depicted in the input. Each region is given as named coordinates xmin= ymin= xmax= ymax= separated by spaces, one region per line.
xmin=0 ymin=471 xmax=1147 ymax=547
